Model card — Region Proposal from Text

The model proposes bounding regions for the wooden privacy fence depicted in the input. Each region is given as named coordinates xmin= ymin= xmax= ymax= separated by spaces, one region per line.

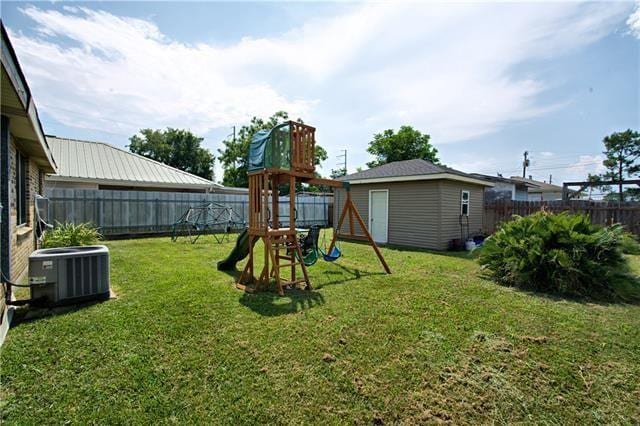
xmin=484 ymin=200 xmax=640 ymax=235
xmin=45 ymin=188 xmax=331 ymax=237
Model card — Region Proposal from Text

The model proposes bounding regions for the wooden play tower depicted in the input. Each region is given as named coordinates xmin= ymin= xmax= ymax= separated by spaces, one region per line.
xmin=237 ymin=121 xmax=390 ymax=295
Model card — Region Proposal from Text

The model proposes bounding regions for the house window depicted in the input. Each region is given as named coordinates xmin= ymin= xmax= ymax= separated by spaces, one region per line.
xmin=460 ymin=190 xmax=470 ymax=216
xmin=16 ymin=151 xmax=28 ymax=226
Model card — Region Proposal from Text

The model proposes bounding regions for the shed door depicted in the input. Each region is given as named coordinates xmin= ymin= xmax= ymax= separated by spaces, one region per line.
xmin=369 ymin=190 xmax=388 ymax=244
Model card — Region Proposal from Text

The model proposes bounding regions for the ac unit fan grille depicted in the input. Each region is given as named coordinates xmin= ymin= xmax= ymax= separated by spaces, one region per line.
xmin=66 ymin=256 xmax=101 ymax=298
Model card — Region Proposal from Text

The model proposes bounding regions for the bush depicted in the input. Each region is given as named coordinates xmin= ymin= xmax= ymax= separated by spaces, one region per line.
xmin=477 ymin=211 xmax=630 ymax=297
xmin=620 ymin=231 xmax=640 ymax=255
xmin=42 ymin=222 xmax=101 ymax=248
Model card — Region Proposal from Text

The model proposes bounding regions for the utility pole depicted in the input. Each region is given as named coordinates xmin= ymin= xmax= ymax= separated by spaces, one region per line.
xmin=337 ymin=149 xmax=347 ymax=176
xmin=549 ymin=174 xmax=552 ymax=184
xmin=522 ymin=151 xmax=530 ymax=178
xmin=227 ymin=126 xmax=236 ymax=169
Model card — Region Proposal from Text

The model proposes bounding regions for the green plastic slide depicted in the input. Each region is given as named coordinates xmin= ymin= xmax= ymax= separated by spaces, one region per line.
xmin=217 ymin=228 xmax=256 ymax=271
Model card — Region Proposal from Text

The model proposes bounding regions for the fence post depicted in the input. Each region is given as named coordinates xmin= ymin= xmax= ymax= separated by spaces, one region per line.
xmin=155 ymin=198 xmax=160 ymax=232
xmin=98 ymin=194 xmax=104 ymax=231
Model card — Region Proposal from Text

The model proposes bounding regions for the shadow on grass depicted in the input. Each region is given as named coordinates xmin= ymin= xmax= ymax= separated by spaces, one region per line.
xmin=10 ymin=297 xmax=112 ymax=327
xmin=477 ymin=269 xmax=640 ymax=306
xmin=315 ymin=262 xmax=387 ymax=288
xmin=382 ymin=242 xmax=476 ymax=260
xmin=239 ymin=288 xmax=325 ymax=316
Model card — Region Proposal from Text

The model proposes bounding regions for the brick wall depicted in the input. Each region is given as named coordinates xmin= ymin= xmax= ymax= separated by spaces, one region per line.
xmin=8 ymin=134 xmax=43 ymax=281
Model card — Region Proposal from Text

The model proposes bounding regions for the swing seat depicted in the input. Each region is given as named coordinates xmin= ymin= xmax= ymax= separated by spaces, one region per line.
xmin=321 ymin=246 xmax=341 ymax=262
xmin=296 ymin=247 xmax=318 ymax=267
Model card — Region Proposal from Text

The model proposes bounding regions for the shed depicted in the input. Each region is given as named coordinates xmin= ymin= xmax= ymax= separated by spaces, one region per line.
xmin=334 ymin=159 xmax=493 ymax=250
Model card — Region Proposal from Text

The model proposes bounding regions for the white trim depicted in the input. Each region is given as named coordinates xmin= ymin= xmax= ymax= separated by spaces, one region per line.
xmin=368 ymin=189 xmax=389 ymax=244
xmin=461 ymin=190 xmax=470 ymax=216
xmin=349 ymin=173 xmax=494 ymax=187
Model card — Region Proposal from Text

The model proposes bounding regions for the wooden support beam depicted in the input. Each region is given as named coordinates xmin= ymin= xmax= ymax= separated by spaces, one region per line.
xmin=349 ymin=199 xmax=391 ymax=274
xmin=329 ymin=195 xmax=391 ymax=275
xmin=305 ymin=177 xmax=346 ymax=188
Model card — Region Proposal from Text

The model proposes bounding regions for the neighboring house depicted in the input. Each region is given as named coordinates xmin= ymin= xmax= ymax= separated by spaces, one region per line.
xmin=469 ymin=173 xmax=531 ymax=201
xmin=510 ymin=176 xmax=564 ymax=201
xmin=335 ymin=159 xmax=493 ymax=250
xmin=46 ymin=136 xmax=224 ymax=193
xmin=1 ymin=23 xmax=57 ymax=342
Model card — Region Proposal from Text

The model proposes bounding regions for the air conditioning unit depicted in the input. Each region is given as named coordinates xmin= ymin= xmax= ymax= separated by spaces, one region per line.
xmin=29 ymin=245 xmax=110 ymax=306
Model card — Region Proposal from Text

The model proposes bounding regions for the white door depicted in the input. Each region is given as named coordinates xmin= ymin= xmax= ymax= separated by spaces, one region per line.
xmin=369 ymin=190 xmax=388 ymax=243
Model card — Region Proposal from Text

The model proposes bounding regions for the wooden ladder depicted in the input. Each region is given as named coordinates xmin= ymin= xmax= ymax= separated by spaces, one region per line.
xmin=266 ymin=232 xmax=311 ymax=296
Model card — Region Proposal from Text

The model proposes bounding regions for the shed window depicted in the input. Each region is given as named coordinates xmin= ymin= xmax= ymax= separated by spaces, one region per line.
xmin=16 ymin=151 xmax=28 ymax=226
xmin=460 ymin=190 xmax=470 ymax=216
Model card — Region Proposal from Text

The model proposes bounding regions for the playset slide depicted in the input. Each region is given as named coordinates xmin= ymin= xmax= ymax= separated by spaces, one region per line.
xmin=217 ymin=228 xmax=256 ymax=271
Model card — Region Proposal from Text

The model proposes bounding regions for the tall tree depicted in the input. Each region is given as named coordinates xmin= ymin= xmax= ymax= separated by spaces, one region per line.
xmin=366 ymin=126 xmax=439 ymax=168
xmin=128 ymin=128 xmax=214 ymax=180
xmin=330 ymin=168 xmax=347 ymax=179
xmin=600 ymin=129 xmax=640 ymax=202
xmin=218 ymin=111 xmax=327 ymax=188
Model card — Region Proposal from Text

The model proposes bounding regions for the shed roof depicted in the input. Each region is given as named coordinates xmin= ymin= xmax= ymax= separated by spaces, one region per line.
xmin=46 ymin=136 xmax=221 ymax=190
xmin=340 ymin=159 xmax=492 ymax=187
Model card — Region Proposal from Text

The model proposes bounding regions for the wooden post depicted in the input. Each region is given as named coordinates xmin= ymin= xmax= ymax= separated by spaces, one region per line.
xmin=290 ymin=174 xmax=296 ymax=284
xmin=349 ymin=199 xmax=391 ymax=274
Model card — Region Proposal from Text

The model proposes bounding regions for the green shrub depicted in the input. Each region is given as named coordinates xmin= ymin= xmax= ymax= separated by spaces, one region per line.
xmin=620 ymin=231 xmax=640 ymax=255
xmin=42 ymin=222 xmax=101 ymax=248
xmin=477 ymin=211 xmax=629 ymax=297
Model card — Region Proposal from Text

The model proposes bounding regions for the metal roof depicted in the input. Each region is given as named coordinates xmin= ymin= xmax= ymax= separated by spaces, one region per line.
xmin=46 ymin=136 xmax=221 ymax=189
xmin=340 ymin=159 xmax=492 ymax=186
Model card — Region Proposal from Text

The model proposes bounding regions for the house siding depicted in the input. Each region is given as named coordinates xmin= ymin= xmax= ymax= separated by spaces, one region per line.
xmin=438 ymin=181 xmax=485 ymax=250
xmin=334 ymin=179 xmax=486 ymax=251
xmin=334 ymin=181 xmax=442 ymax=250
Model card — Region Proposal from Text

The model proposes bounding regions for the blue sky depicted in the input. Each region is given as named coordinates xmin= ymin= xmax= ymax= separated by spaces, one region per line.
xmin=2 ymin=1 xmax=639 ymax=185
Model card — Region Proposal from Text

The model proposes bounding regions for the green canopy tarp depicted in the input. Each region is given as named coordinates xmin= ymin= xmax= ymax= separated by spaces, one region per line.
xmin=248 ymin=122 xmax=292 ymax=172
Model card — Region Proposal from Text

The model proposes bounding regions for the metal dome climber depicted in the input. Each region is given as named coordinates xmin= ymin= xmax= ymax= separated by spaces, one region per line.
xmin=171 ymin=202 xmax=245 ymax=244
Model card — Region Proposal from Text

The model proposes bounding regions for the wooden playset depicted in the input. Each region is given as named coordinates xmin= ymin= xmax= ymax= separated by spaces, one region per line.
xmin=219 ymin=121 xmax=390 ymax=295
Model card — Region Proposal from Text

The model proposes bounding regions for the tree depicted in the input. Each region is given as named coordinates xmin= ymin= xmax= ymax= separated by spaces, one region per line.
xmin=128 ymin=128 xmax=214 ymax=180
xmin=600 ymin=129 xmax=640 ymax=202
xmin=366 ymin=126 xmax=439 ymax=168
xmin=218 ymin=111 xmax=328 ymax=188
xmin=330 ymin=168 xmax=346 ymax=179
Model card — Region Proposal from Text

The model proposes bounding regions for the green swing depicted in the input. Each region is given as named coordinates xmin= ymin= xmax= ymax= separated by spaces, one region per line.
xmin=295 ymin=247 xmax=318 ymax=266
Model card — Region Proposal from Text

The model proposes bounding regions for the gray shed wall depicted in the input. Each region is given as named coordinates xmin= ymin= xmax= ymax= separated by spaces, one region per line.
xmin=334 ymin=179 xmax=485 ymax=250
xmin=438 ymin=180 xmax=485 ymax=250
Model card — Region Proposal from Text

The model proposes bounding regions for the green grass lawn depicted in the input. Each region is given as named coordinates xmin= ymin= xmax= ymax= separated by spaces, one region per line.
xmin=2 ymin=235 xmax=639 ymax=424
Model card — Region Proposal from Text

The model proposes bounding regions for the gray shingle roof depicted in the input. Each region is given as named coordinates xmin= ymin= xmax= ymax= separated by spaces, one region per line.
xmin=47 ymin=136 xmax=220 ymax=189
xmin=340 ymin=159 xmax=488 ymax=184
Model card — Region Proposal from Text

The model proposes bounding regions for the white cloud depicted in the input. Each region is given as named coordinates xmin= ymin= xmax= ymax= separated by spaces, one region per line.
xmin=7 ymin=2 xmax=632 ymax=148
xmin=628 ymin=0 xmax=640 ymax=38
xmin=567 ymin=154 xmax=606 ymax=178
xmin=540 ymin=151 xmax=554 ymax=158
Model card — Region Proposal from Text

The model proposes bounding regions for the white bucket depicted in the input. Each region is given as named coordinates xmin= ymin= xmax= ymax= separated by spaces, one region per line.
xmin=465 ymin=240 xmax=476 ymax=251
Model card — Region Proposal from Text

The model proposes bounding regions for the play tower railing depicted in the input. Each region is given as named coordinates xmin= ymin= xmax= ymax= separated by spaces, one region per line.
xmin=290 ymin=121 xmax=315 ymax=174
